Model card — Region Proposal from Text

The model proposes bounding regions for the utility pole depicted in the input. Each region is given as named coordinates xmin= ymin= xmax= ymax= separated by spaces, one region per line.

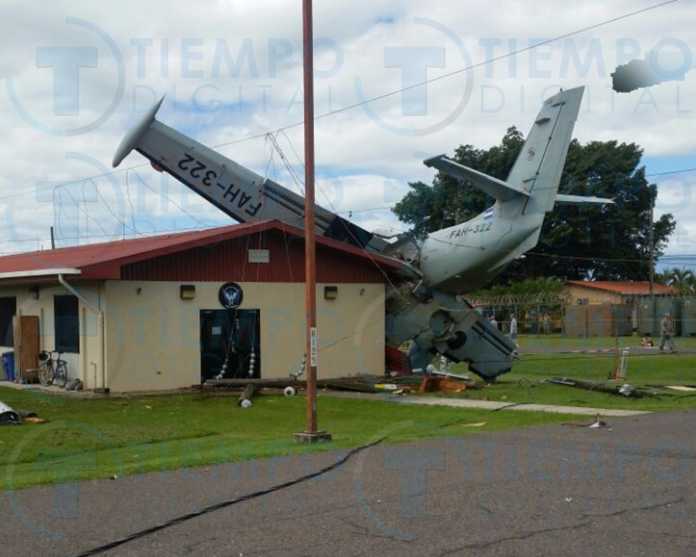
xmin=295 ymin=0 xmax=331 ymax=444
xmin=648 ymin=192 xmax=656 ymax=335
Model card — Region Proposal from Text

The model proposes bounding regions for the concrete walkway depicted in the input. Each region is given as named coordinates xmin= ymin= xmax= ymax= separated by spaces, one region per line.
xmin=395 ymin=396 xmax=651 ymax=417
xmin=1 ymin=381 xmax=651 ymax=417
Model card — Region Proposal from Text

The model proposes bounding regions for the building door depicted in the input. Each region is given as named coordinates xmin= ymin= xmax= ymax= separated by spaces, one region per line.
xmin=200 ymin=310 xmax=261 ymax=383
xmin=13 ymin=315 xmax=40 ymax=379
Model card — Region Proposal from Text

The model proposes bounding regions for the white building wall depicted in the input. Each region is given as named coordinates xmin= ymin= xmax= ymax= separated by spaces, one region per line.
xmin=0 ymin=282 xmax=105 ymax=389
xmin=103 ymin=281 xmax=385 ymax=393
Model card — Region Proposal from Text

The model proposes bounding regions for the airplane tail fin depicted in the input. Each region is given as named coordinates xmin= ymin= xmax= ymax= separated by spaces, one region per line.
xmin=425 ymin=87 xmax=587 ymax=212
xmin=507 ymin=86 xmax=585 ymax=215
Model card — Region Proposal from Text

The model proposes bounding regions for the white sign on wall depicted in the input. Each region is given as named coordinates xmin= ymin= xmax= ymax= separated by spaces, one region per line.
xmin=310 ymin=327 xmax=318 ymax=367
xmin=248 ymin=249 xmax=270 ymax=264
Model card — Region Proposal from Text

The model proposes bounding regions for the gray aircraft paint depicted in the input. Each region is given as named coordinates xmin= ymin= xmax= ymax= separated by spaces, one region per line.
xmin=112 ymin=86 xmax=609 ymax=380
xmin=419 ymin=87 xmax=593 ymax=293
xmin=113 ymin=98 xmax=382 ymax=251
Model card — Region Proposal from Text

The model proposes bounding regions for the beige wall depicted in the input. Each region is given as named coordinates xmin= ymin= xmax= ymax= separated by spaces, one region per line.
xmin=103 ymin=281 xmax=385 ymax=392
xmin=0 ymin=282 xmax=105 ymax=389
xmin=565 ymin=286 xmax=623 ymax=305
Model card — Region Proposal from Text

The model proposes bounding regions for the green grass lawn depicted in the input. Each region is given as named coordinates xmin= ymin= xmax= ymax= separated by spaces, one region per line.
xmin=3 ymin=339 xmax=696 ymax=491
xmin=518 ymin=334 xmax=696 ymax=352
xmin=450 ymin=351 xmax=696 ymax=412
xmin=0 ymin=387 xmax=575 ymax=491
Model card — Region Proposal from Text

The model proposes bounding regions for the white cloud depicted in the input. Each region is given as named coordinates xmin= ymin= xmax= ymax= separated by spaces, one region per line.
xmin=0 ymin=0 xmax=694 ymax=255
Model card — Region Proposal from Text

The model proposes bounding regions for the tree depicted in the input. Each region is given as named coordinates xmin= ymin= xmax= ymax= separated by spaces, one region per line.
xmin=393 ymin=128 xmax=676 ymax=282
xmin=657 ymin=267 xmax=696 ymax=295
xmin=473 ymin=277 xmax=568 ymax=306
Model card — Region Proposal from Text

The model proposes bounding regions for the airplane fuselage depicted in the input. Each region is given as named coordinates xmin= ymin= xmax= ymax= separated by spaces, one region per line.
xmin=418 ymin=202 xmax=541 ymax=292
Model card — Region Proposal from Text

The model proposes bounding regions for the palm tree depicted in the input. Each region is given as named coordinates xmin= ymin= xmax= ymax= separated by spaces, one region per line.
xmin=659 ymin=267 xmax=696 ymax=295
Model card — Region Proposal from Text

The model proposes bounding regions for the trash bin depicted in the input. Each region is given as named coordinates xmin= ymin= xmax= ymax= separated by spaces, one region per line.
xmin=2 ymin=352 xmax=15 ymax=382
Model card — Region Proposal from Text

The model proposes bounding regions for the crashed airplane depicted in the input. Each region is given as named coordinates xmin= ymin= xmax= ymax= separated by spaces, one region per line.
xmin=113 ymin=85 xmax=611 ymax=381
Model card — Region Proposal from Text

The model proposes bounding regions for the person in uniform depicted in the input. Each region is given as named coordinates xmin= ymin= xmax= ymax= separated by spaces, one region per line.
xmin=509 ymin=314 xmax=518 ymax=346
xmin=659 ymin=313 xmax=675 ymax=353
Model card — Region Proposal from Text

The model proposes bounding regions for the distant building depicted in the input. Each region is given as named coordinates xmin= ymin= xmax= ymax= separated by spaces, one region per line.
xmin=563 ymin=281 xmax=677 ymax=337
xmin=565 ymin=281 xmax=675 ymax=306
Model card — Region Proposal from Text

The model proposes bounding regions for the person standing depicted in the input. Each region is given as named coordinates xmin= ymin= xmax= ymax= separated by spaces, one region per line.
xmin=509 ymin=314 xmax=518 ymax=346
xmin=659 ymin=313 xmax=675 ymax=353
xmin=542 ymin=312 xmax=552 ymax=335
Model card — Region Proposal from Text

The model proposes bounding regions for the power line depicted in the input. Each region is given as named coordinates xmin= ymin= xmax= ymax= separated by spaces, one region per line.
xmin=0 ymin=0 xmax=678 ymax=207
xmin=129 ymin=170 xmax=213 ymax=228
xmin=0 ymin=223 xmax=229 ymax=255
xmin=647 ymin=167 xmax=696 ymax=178
xmin=212 ymin=0 xmax=678 ymax=150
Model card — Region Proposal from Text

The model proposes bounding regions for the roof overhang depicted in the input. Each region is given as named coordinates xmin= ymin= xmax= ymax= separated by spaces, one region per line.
xmin=0 ymin=220 xmax=417 ymax=283
xmin=0 ymin=268 xmax=81 ymax=282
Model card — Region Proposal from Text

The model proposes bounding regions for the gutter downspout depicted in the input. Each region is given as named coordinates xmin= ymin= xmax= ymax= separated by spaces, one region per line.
xmin=58 ymin=274 xmax=107 ymax=392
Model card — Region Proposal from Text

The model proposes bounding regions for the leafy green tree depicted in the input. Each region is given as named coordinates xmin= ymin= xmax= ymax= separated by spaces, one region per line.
xmin=393 ymin=128 xmax=676 ymax=282
xmin=473 ymin=277 xmax=568 ymax=306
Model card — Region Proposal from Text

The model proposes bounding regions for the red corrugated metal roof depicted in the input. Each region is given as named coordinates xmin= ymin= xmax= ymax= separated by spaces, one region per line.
xmin=566 ymin=280 xmax=675 ymax=295
xmin=0 ymin=220 xmax=408 ymax=280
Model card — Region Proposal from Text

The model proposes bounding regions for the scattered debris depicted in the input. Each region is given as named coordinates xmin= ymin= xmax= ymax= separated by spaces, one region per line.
xmin=491 ymin=402 xmax=531 ymax=412
xmin=238 ymin=384 xmax=257 ymax=408
xmin=431 ymin=369 xmax=472 ymax=382
xmin=618 ymin=384 xmax=635 ymax=397
xmin=419 ymin=375 xmax=476 ymax=394
xmin=0 ymin=401 xmax=20 ymax=425
xmin=23 ymin=416 xmax=48 ymax=424
xmin=547 ymin=377 xmax=658 ymax=398
xmin=588 ymin=415 xmax=609 ymax=429
xmin=563 ymin=415 xmax=611 ymax=429
xmin=374 ymin=383 xmax=400 ymax=392
xmin=611 ymin=347 xmax=630 ymax=381
xmin=205 ymin=373 xmax=481 ymax=400
xmin=0 ymin=402 xmax=46 ymax=425
xmin=65 ymin=378 xmax=84 ymax=391
xmin=666 ymin=386 xmax=696 ymax=392
xmin=461 ymin=422 xmax=487 ymax=428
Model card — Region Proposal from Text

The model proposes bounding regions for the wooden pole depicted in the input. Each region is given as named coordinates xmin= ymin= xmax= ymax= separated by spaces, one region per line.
xmin=649 ymin=193 xmax=656 ymax=335
xmin=296 ymin=0 xmax=330 ymax=443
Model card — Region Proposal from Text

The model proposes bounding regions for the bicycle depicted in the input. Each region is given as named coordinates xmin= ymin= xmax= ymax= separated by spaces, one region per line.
xmin=38 ymin=351 xmax=68 ymax=388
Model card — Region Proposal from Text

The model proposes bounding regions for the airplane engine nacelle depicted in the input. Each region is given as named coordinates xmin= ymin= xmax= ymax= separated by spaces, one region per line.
xmin=385 ymin=285 xmax=516 ymax=380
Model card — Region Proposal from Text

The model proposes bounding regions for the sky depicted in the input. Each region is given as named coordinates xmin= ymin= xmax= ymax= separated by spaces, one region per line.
xmin=1 ymin=0 xmax=695 ymax=266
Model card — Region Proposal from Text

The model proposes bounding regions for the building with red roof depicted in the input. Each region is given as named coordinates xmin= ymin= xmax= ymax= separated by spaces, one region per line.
xmin=565 ymin=280 xmax=676 ymax=305
xmin=0 ymin=221 xmax=405 ymax=392
xmin=563 ymin=280 xmax=679 ymax=337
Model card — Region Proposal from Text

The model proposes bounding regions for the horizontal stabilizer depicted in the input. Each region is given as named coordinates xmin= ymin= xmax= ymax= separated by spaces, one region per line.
xmin=424 ymin=155 xmax=530 ymax=202
xmin=556 ymin=194 xmax=615 ymax=205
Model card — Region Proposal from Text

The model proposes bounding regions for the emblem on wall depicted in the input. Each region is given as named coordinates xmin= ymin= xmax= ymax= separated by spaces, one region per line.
xmin=218 ymin=283 xmax=244 ymax=310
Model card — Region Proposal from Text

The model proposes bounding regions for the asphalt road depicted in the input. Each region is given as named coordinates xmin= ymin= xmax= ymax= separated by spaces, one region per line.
xmin=3 ymin=410 xmax=696 ymax=557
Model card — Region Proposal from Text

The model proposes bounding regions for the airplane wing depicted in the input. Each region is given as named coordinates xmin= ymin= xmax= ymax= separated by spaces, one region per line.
xmin=424 ymin=155 xmax=531 ymax=202
xmin=113 ymin=97 xmax=382 ymax=250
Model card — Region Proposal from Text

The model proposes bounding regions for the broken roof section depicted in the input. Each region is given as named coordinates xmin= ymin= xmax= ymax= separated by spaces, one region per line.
xmin=0 ymin=220 xmax=411 ymax=283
